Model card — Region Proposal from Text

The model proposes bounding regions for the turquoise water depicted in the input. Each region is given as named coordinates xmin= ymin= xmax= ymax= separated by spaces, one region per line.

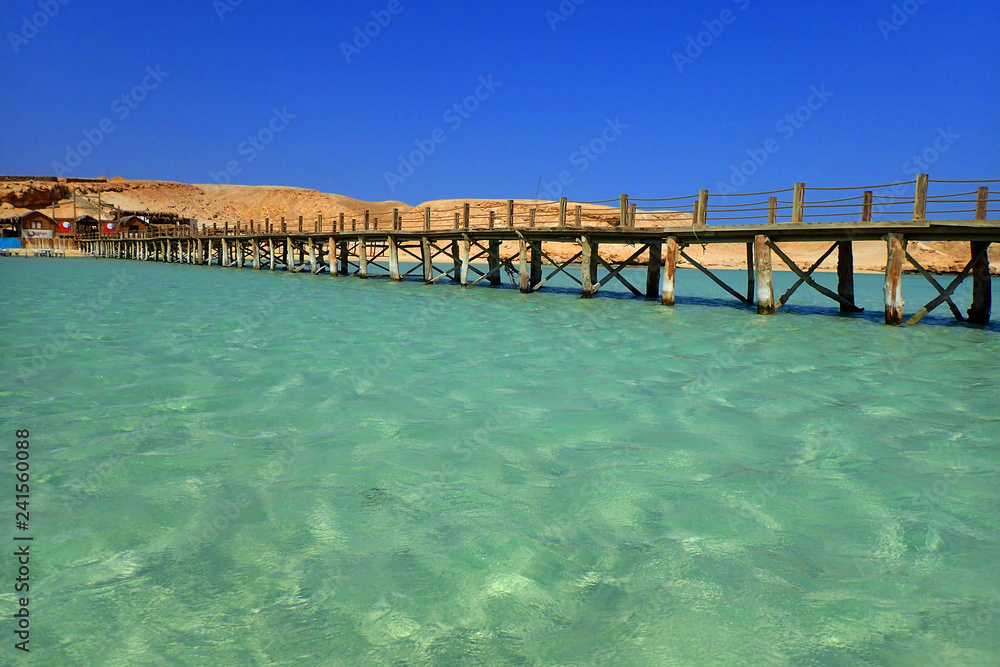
xmin=1 ymin=257 xmax=999 ymax=666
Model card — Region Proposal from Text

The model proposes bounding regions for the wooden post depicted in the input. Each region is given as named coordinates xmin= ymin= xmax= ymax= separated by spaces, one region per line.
xmin=339 ymin=241 xmax=349 ymax=275
xmin=329 ymin=238 xmax=338 ymax=276
xmin=252 ymin=240 xmax=261 ymax=270
xmin=884 ymin=233 xmax=906 ymax=325
xmin=359 ymin=238 xmax=368 ymax=278
xmin=339 ymin=213 xmax=345 ymax=232
xmin=373 ymin=218 xmax=378 ymax=231
xmin=792 ymin=183 xmax=805 ymax=223
xmin=663 ymin=237 xmax=678 ymax=307
xmin=697 ymin=190 xmax=709 ymax=226
xmin=221 ymin=238 xmax=230 ymax=267
xmin=518 ymin=239 xmax=530 ymax=293
xmin=530 ymin=241 xmax=542 ymax=286
xmin=745 ymin=242 xmax=755 ymax=304
xmin=298 ymin=216 xmax=303 ymax=232
xmin=269 ymin=239 xmax=276 ymax=271
xmin=281 ymin=217 xmax=286 ymax=233
xmin=389 ymin=236 xmax=401 ymax=281
xmin=646 ymin=243 xmax=662 ymax=299
xmin=421 ymin=238 xmax=433 ymax=283
xmin=451 ymin=240 xmax=461 ymax=282
xmin=580 ymin=236 xmax=598 ymax=298
xmin=308 ymin=240 xmax=318 ymax=274
xmin=692 ymin=200 xmax=699 ymax=226
xmin=489 ymin=210 xmax=495 ymax=229
xmin=575 ymin=205 xmax=582 ymax=227
xmin=364 ymin=210 xmax=370 ymax=231
xmin=463 ymin=203 xmax=470 ymax=230
xmin=969 ymin=188 xmax=992 ymax=324
xmin=392 ymin=208 xmax=399 ymax=231
xmin=460 ymin=239 xmax=471 ymax=286
xmin=507 ymin=200 xmax=514 ymax=228
xmin=754 ymin=235 xmax=775 ymax=314
xmin=351 ymin=219 xmax=356 ymax=232
xmin=914 ymin=174 xmax=929 ymax=220
xmin=559 ymin=197 xmax=568 ymax=227
xmin=286 ymin=237 xmax=295 ymax=272
xmin=768 ymin=197 xmax=778 ymax=225
xmin=424 ymin=207 xmax=431 ymax=231
xmin=529 ymin=209 xmax=536 ymax=228
xmin=453 ymin=213 xmax=460 ymax=230
xmin=317 ymin=215 xmax=323 ymax=233
xmin=619 ymin=195 xmax=629 ymax=227
xmin=488 ymin=240 xmax=501 ymax=286
xmin=236 ymin=239 xmax=245 ymax=268
xmin=630 ymin=202 xmax=637 ymax=228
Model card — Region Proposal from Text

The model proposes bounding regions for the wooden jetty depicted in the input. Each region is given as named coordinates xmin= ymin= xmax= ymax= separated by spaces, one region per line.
xmin=79 ymin=176 xmax=999 ymax=326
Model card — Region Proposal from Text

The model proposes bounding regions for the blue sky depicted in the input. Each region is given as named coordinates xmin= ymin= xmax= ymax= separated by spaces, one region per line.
xmin=1 ymin=0 xmax=997 ymax=205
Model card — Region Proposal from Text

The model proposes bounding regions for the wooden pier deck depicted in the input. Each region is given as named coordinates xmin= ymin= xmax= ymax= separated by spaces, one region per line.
xmin=79 ymin=176 xmax=1000 ymax=326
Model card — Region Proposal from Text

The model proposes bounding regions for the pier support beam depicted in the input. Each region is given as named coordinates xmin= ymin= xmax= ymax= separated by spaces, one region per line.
xmin=268 ymin=240 xmax=276 ymax=271
xmin=580 ymin=237 xmax=599 ymax=298
xmin=754 ymin=235 xmax=775 ymax=314
xmin=339 ymin=242 xmax=349 ymax=276
xmin=237 ymin=240 xmax=245 ymax=268
xmin=421 ymin=238 xmax=433 ymax=283
xmin=308 ymin=240 xmax=318 ymax=274
xmin=663 ymin=237 xmax=678 ymax=306
xmin=884 ymin=233 xmax=907 ymax=326
xmin=329 ymin=239 xmax=338 ymax=276
xmin=286 ymin=238 xmax=295 ymax=273
xmin=488 ymin=240 xmax=502 ymax=286
xmin=451 ymin=240 xmax=461 ymax=283
xmin=519 ymin=239 xmax=530 ymax=293
xmin=837 ymin=241 xmax=856 ymax=312
xmin=359 ymin=239 xmax=369 ymax=278
xmin=968 ymin=241 xmax=992 ymax=324
xmin=389 ymin=237 xmax=401 ymax=281
xmin=460 ymin=240 xmax=470 ymax=287
xmin=646 ymin=243 xmax=662 ymax=299
xmin=252 ymin=241 xmax=261 ymax=270
xmin=530 ymin=242 xmax=543 ymax=287
xmin=222 ymin=239 xmax=230 ymax=267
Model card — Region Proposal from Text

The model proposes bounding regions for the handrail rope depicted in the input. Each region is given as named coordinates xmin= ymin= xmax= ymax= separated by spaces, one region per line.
xmin=929 ymin=178 xmax=1000 ymax=184
xmin=805 ymin=195 xmax=866 ymax=204
xmin=803 ymin=202 xmax=868 ymax=209
xmin=922 ymin=209 xmax=978 ymax=215
xmin=926 ymin=199 xmax=988 ymax=204
xmin=808 ymin=180 xmax=916 ymax=191
xmin=707 ymin=200 xmax=772 ymax=208
xmin=871 ymin=195 xmax=916 ymax=200
xmin=803 ymin=211 xmax=876 ymax=219
xmin=708 ymin=187 xmax=794 ymax=197
xmin=926 ymin=191 xmax=979 ymax=198
xmin=578 ymin=198 xmax=623 ymax=204
xmin=706 ymin=215 xmax=771 ymax=221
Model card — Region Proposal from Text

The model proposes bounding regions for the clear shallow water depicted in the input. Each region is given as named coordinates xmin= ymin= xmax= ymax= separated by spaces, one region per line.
xmin=1 ymin=257 xmax=999 ymax=666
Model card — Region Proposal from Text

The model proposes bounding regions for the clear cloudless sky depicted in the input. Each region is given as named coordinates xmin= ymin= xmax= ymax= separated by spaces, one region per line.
xmin=1 ymin=0 xmax=997 ymax=205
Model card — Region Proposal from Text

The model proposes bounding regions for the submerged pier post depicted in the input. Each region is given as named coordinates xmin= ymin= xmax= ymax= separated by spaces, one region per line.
xmin=460 ymin=239 xmax=471 ymax=286
xmin=663 ymin=237 xmax=678 ymax=306
xmin=884 ymin=233 xmax=906 ymax=325
xmin=237 ymin=239 xmax=245 ymax=268
xmin=421 ymin=238 xmax=433 ymax=283
xmin=451 ymin=240 xmax=461 ymax=283
xmin=268 ymin=239 xmax=276 ymax=271
xmin=488 ymin=240 xmax=501 ymax=286
xmin=646 ymin=242 xmax=662 ymax=299
xmin=286 ymin=237 xmax=295 ymax=272
xmin=328 ymin=238 xmax=338 ymax=276
xmin=969 ymin=188 xmax=992 ymax=324
xmin=580 ymin=236 xmax=599 ymax=298
xmin=359 ymin=238 xmax=369 ymax=278
xmin=308 ymin=240 xmax=318 ymax=274
xmin=252 ymin=240 xmax=261 ymax=270
xmin=754 ymin=235 xmax=775 ymax=314
xmin=389 ymin=236 xmax=401 ymax=281
xmin=339 ymin=241 xmax=348 ymax=275
xmin=519 ymin=239 xmax=530 ymax=293
xmin=530 ymin=241 xmax=542 ymax=287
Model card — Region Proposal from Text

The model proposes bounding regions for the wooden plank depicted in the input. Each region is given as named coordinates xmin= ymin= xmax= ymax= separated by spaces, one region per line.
xmin=663 ymin=237 xmax=678 ymax=306
xmin=884 ymin=233 xmax=906 ymax=325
